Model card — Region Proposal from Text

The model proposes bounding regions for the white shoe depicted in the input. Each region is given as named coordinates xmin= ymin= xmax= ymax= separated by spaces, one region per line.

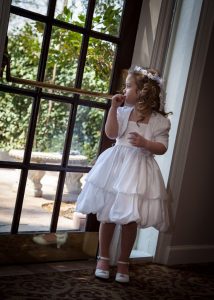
xmin=115 ymin=261 xmax=130 ymax=283
xmin=95 ymin=268 xmax=110 ymax=279
xmin=95 ymin=256 xmax=110 ymax=279
xmin=115 ymin=272 xmax=129 ymax=283
xmin=33 ymin=232 xmax=68 ymax=249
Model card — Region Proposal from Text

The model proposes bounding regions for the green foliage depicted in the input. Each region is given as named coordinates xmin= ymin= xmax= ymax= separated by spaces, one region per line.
xmin=93 ymin=0 xmax=124 ymax=36
xmin=34 ymin=100 xmax=70 ymax=152
xmin=73 ymin=106 xmax=104 ymax=161
xmin=9 ymin=21 xmax=42 ymax=80
xmin=0 ymin=92 xmax=32 ymax=150
xmin=0 ymin=0 xmax=123 ymax=162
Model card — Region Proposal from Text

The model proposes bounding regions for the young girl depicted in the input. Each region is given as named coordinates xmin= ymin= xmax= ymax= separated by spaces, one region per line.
xmin=76 ymin=66 xmax=171 ymax=283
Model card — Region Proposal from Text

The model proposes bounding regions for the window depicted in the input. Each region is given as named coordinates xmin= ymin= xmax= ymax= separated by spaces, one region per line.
xmin=0 ymin=0 xmax=143 ymax=234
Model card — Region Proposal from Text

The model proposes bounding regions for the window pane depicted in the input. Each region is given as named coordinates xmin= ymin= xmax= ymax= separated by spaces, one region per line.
xmin=55 ymin=0 xmax=88 ymax=27
xmin=70 ymin=106 xmax=105 ymax=166
xmin=7 ymin=14 xmax=44 ymax=81
xmin=19 ymin=171 xmax=59 ymax=232
xmin=82 ymin=38 xmax=116 ymax=93
xmin=0 ymin=92 xmax=32 ymax=161
xmin=57 ymin=172 xmax=87 ymax=231
xmin=45 ymin=27 xmax=82 ymax=87
xmin=11 ymin=0 xmax=49 ymax=15
xmin=92 ymin=0 xmax=124 ymax=36
xmin=32 ymin=99 xmax=71 ymax=163
xmin=0 ymin=168 xmax=21 ymax=233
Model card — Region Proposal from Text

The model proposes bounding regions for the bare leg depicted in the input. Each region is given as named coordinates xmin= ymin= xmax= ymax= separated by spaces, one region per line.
xmin=96 ymin=222 xmax=116 ymax=271
xmin=117 ymin=222 xmax=138 ymax=274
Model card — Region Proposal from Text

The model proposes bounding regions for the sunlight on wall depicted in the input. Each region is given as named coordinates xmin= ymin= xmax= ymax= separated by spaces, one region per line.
xmin=156 ymin=0 xmax=203 ymax=184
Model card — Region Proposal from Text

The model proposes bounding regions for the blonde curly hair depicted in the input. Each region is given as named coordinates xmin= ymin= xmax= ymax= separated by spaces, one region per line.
xmin=128 ymin=67 xmax=169 ymax=122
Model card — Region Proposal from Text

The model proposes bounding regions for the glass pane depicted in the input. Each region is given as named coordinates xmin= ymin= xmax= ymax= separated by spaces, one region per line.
xmin=70 ymin=106 xmax=105 ymax=166
xmin=7 ymin=14 xmax=44 ymax=81
xmin=57 ymin=172 xmax=87 ymax=231
xmin=45 ymin=26 xmax=82 ymax=87
xmin=19 ymin=171 xmax=59 ymax=232
xmin=81 ymin=37 xmax=116 ymax=93
xmin=0 ymin=92 xmax=32 ymax=161
xmin=11 ymin=0 xmax=49 ymax=15
xmin=55 ymin=0 xmax=88 ymax=27
xmin=0 ymin=168 xmax=21 ymax=233
xmin=32 ymin=99 xmax=71 ymax=163
xmin=92 ymin=0 xmax=124 ymax=36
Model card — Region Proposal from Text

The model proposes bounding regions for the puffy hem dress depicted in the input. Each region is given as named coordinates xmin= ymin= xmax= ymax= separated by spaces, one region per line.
xmin=76 ymin=106 xmax=171 ymax=232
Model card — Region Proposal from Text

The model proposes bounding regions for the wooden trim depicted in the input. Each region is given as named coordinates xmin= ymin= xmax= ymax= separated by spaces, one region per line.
xmin=0 ymin=0 xmax=11 ymax=69
xmin=7 ymin=76 xmax=112 ymax=99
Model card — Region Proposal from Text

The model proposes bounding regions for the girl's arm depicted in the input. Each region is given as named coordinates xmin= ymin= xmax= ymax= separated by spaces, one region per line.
xmin=105 ymin=94 xmax=125 ymax=139
xmin=128 ymin=132 xmax=167 ymax=155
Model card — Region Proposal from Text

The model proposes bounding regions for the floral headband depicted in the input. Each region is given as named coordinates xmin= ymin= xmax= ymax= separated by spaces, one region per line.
xmin=133 ymin=66 xmax=163 ymax=87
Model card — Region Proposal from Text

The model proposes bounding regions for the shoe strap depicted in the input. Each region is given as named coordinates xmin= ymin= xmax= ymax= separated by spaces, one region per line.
xmin=97 ymin=256 xmax=110 ymax=261
xmin=117 ymin=260 xmax=129 ymax=265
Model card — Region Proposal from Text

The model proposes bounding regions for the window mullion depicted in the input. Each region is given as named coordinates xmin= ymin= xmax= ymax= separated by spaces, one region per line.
xmin=75 ymin=0 xmax=96 ymax=88
xmin=37 ymin=0 xmax=57 ymax=82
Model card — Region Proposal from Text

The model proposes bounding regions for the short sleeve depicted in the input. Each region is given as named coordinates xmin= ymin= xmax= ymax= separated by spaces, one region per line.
xmin=153 ymin=116 xmax=171 ymax=149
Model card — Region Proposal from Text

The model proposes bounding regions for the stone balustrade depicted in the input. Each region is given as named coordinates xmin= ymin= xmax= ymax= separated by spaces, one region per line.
xmin=9 ymin=149 xmax=88 ymax=200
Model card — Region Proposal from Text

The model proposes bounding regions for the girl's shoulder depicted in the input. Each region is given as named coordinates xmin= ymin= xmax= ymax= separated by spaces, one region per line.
xmin=150 ymin=112 xmax=171 ymax=131
xmin=151 ymin=111 xmax=170 ymax=122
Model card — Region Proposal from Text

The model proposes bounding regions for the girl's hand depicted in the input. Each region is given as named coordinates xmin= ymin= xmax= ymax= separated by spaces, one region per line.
xmin=128 ymin=132 xmax=147 ymax=147
xmin=111 ymin=94 xmax=125 ymax=108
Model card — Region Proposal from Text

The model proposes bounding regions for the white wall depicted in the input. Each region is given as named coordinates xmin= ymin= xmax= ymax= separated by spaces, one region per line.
xmin=167 ymin=19 xmax=214 ymax=264
xmin=131 ymin=0 xmax=208 ymax=261
xmin=156 ymin=0 xmax=203 ymax=184
xmin=156 ymin=0 xmax=214 ymax=265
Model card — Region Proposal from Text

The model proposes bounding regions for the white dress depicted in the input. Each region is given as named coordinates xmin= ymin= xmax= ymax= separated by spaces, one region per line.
xmin=76 ymin=106 xmax=171 ymax=232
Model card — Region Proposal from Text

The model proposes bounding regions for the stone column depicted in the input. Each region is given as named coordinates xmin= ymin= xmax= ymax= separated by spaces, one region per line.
xmin=63 ymin=155 xmax=88 ymax=202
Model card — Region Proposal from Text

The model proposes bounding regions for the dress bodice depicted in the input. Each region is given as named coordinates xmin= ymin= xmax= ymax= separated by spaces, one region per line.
xmin=116 ymin=121 xmax=147 ymax=147
xmin=115 ymin=121 xmax=152 ymax=157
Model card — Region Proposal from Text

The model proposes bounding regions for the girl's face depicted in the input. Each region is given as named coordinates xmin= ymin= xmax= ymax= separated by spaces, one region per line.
xmin=123 ymin=74 xmax=139 ymax=106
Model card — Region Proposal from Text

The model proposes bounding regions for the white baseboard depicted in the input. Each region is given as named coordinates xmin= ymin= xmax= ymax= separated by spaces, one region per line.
xmin=166 ymin=244 xmax=214 ymax=265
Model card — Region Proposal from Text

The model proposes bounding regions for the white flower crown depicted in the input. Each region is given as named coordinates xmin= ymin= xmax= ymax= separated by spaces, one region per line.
xmin=133 ymin=66 xmax=163 ymax=87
